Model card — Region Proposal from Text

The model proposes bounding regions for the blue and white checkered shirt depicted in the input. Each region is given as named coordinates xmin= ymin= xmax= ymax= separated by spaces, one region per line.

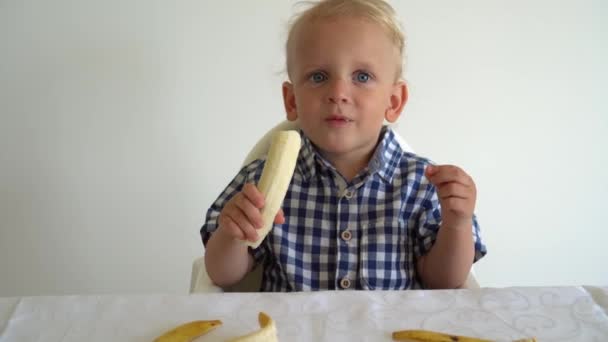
xmin=201 ymin=127 xmax=486 ymax=291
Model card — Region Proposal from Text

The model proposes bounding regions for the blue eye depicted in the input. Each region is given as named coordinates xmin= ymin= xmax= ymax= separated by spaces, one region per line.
xmin=355 ymin=71 xmax=371 ymax=83
xmin=309 ymin=72 xmax=327 ymax=83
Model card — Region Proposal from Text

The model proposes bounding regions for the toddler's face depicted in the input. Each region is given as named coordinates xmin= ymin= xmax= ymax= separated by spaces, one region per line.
xmin=283 ymin=16 xmax=405 ymax=159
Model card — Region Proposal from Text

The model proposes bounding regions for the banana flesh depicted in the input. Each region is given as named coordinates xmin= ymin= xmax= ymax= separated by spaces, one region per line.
xmin=154 ymin=320 xmax=222 ymax=342
xmin=244 ymin=130 xmax=301 ymax=249
xmin=227 ymin=312 xmax=278 ymax=342
xmin=392 ymin=329 xmax=536 ymax=342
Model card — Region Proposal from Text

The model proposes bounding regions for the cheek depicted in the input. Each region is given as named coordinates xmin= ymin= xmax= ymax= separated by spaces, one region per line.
xmin=376 ymin=90 xmax=394 ymax=108
xmin=296 ymin=92 xmax=321 ymax=108
xmin=359 ymin=92 xmax=389 ymax=108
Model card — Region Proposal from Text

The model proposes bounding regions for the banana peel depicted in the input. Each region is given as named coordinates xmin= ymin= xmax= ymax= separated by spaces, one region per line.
xmin=154 ymin=320 xmax=222 ymax=342
xmin=227 ymin=312 xmax=278 ymax=342
xmin=154 ymin=312 xmax=277 ymax=342
xmin=392 ymin=329 xmax=536 ymax=342
xmin=154 ymin=315 xmax=541 ymax=342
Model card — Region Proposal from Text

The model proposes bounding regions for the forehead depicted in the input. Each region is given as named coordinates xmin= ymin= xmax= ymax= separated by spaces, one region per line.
xmin=289 ymin=16 xmax=399 ymax=73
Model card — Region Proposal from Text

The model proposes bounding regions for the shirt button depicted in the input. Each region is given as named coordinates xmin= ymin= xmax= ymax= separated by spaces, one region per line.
xmin=340 ymin=230 xmax=352 ymax=242
xmin=344 ymin=190 xmax=354 ymax=199
xmin=340 ymin=277 xmax=351 ymax=289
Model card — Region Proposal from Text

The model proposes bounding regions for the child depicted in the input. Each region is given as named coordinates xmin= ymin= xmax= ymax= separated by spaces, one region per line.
xmin=201 ymin=0 xmax=486 ymax=291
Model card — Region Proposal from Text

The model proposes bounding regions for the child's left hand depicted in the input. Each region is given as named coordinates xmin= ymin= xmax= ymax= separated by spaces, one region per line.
xmin=425 ymin=164 xmax=477 ymax=230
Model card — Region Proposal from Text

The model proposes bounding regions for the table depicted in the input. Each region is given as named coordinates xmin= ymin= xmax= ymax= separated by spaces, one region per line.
xmin=1 ymin=286 xmax=607 ymax=341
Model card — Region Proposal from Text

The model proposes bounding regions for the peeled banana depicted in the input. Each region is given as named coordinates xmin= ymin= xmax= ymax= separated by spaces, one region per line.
xmin=392 ymin=329 xmax=536 ymax=342
xmin=244 ymin=130 xmax=301 ymax=249
xmin=227 ymin=312 xmax=278 ymax=342
xmin=154 ymin=320 xmax=222 ymax=342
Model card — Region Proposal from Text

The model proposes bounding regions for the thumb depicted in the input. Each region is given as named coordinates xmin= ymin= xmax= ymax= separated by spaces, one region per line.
xmin=425 ymin=164 xmax=438 ymax=178
xmin=274 ymin=208 xmax=285 ymax=224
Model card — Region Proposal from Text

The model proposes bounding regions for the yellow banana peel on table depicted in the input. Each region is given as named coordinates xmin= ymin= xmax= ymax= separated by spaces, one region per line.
xmin=154 ymin=312 xmax=277 ymax=342
xmin=392 ymin=329 xmax=536 ymax=342
xmin=154 ymin=320 xmax=222 ymax=342
xmin=153 ymin=314 xmax=539 ymax=342
xmin=227 ymin=312 xmax=278 ymax=342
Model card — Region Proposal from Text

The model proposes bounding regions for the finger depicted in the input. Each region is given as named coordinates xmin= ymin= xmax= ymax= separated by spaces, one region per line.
xmin=426 ymin=165 xmax=473 ymax=187
xmin=218 ymin=215 xmax=245 ymax=240
xmin=436 ymin=183 xmax=471 ymax=200
xmin=426 ymin=164 xmax=460 ymax=182
xmin=234 ymin=193 xmax=264 ymax=229
xmin=425 ymin=164 xmax=439 ymax=177
xmin=242 ymin=183 xmax=265 ymax=209
xmin=226 ymin=206 xmax=259 ymax=242
xmin=274 ymin=208 xmax=285 ymax=224
xmin=442 ymin=197 xmax=473 ymax=216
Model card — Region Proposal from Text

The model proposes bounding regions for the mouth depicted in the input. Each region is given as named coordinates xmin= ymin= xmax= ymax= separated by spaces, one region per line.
xmin=325 ymin=115 xmax=353 ymax=123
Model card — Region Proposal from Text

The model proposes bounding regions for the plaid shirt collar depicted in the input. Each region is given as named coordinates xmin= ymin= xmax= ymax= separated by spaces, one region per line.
xmin=296 ymin=125 xmax=402 ymax=185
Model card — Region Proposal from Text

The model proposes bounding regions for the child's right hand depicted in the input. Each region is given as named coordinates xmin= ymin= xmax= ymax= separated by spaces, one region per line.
xmin=218 ymin=183 xmax=285 ymax=242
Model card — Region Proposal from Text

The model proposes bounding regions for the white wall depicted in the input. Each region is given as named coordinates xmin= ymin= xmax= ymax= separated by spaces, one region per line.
xmin=0 ymin=1 xmax=606 ymax=296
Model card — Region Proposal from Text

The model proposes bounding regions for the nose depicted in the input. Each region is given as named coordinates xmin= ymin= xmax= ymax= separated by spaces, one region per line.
xmin=326 ymin=79 xmax=350 ymax=104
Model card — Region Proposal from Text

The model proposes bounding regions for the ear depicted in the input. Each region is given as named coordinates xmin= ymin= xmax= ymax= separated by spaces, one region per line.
xmin=282 ymin=81 xmax=298 ymax=121
xmin=385 ymin=81 xmax=408 ymax=123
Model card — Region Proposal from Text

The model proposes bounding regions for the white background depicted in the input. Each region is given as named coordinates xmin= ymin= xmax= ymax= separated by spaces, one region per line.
xmin=1 ymin=0 xmax=606 ymax=296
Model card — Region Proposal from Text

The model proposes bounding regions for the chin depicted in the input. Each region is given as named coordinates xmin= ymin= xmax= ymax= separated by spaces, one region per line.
xmin=304 ymin=129 xmax=361 ymax=155
xmin=315 ymin=139 xmax=355 ymax=155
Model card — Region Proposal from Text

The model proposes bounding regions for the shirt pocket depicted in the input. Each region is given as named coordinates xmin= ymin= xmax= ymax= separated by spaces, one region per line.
xmin=359 ymin=218 xmax=410 ymax=290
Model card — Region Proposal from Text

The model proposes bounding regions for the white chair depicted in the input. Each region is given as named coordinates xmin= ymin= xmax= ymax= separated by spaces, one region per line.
xmin=190 ymin=120 xmax=479 ymax=293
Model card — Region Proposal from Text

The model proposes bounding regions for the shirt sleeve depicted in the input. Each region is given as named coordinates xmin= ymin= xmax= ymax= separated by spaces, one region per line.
xmin=415 ymin=181 xmax=487 ymax=263
xmin=200 ymin=159 xmax=267 ymax=266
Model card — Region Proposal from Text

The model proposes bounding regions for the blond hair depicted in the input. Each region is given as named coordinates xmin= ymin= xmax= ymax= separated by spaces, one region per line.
xmin=286 ymin=0 xmax=406 ymax=80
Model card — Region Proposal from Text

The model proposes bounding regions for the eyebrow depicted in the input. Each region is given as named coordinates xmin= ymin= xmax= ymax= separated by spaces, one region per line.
xmin=299 ymin=61 xmax=381 ymax=73
xmin=353 ymin=61 xmax=379 ymax=71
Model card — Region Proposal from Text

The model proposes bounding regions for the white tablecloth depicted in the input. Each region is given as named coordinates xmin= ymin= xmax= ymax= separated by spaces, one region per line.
xmin=1 ymin=286 xmax=607 ymax=341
